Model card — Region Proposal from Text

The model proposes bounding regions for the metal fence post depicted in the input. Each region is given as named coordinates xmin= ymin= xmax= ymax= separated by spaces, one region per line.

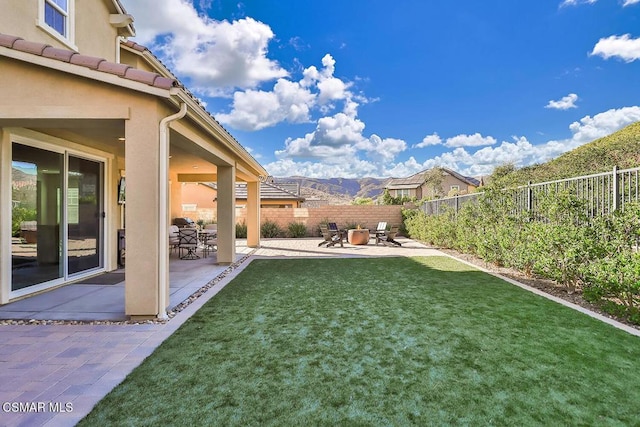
xmin=612 ymin=165 xmax=620 ymax=212
xmin=527 ymin=181 xmax=533 ymax=214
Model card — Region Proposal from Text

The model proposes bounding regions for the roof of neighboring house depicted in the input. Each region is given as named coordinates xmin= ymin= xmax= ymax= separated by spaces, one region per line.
xmin=443 ymin=168 xmax=481 ymax=187
xmin=204 ymin=182 xmax=305 ymax=202
xmin=385 ymin=167 xmax=481 ymax=189
xmin=0 ymin=33 xmax=178 ymax=90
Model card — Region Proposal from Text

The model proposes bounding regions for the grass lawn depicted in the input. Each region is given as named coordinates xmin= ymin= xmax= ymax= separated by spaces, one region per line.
xmin=80 ymin=257 xmax=640 ymax=426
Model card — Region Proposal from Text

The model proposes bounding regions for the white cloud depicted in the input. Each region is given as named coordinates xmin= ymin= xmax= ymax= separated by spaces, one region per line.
xmin=216 ymin=54 xmax=355 ymax=130
xmin=545 ymin=93 xmax=579 ymax=110
xmin=413 ymin=133 xmax=442 ymax=148
xmin=623 ymin=0 xmax=640 ymax=6
xmin=591 ymin=34 xmax=640 ymax=62
xmin=121 ymin=0 xmax=287 ymax=94
xmin=214 ymin=79 xmax=316 ymax=130
xmin=559 ymin=0 xmax=597 ymax=7
xmin=444 ymin=133 xmax=497 ymax=148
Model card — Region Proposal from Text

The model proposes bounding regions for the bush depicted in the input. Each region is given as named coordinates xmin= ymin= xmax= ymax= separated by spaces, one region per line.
xmin=235 ymin=221 xmax=247 ymax=238
xmin=261 ymin=220 xmax=281 ymax=238
xmin=287 ymin=222 xmax=307 ymax=238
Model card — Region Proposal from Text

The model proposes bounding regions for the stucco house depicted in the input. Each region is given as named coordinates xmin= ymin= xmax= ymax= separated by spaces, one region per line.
xmin=0 ymin=0 xmax=267 ymax=319
xmin=385 ymin=167 xmax=481 ymax=200
xmin=178 ymin=181 xmax=305 ymax=222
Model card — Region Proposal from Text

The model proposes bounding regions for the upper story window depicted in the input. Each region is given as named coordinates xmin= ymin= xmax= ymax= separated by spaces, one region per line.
xmin=45 ymin=0 xmax=68 ymax=36
xmin=39 ymin=0 xmax=76 ymax=50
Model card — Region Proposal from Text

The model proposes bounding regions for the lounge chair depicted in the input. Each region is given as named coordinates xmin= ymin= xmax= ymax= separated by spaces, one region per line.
xmin=376 ymin=225 xmax=402 ymax=246
xmin=318 ymin=224 xmax=344 ymax=247
xmin=373 ymin=221 xmax=387 ymax=242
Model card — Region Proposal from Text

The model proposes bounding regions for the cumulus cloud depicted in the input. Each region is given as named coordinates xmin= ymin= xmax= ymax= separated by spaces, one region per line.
xmin=387 ymin=106 xmax=640 ymax=178
xmin=545 ymin=93 xmax=579 ymax=110
xmin=217 ymin=54 xmax=354 ymax=131
xmin=214 ymin=79 xmax=315 ymax=130
xmin=591 ymin=34 xmax=640 ymax=62
xmin=413 ymin=133 xmax=442 ymax=148
xmin=444 ymin=133 xmax=497 ymax=148
xmin=121 ymin=0 xmax=287 ymax=94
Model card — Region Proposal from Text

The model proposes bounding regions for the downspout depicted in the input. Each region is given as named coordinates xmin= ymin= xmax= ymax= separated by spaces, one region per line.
xmin=115 ymin=36 xmax=121 ymax=63
xmin=158 ymin=102 xmax=187 ymax=319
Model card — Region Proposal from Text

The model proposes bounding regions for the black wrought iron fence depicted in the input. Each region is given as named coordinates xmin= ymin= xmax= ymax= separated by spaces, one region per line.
xmin=420 ymin=166 xmax=640 ymax=218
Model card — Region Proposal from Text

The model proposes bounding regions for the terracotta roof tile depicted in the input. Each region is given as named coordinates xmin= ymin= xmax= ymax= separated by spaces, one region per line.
xmin=0 ymin=34 xmax=21 ymax=48
xmin=97 ymin=61 xmax=130 ymax=76
xmin=69 ymin=54 xmax=105 ymax=69
xmin=153 ymin=76 xmax=177 ymax=90
xmin=0 ymin=32 xmax=177 ymax=90
xmin=42 ymin=46 xmax=75 ymax=62
xmin=12 ymin=39 xmax=48 ymax=55
xmin=122 ymin=40 xmax=146 ymax=52
xmin=124 ymin=67 xmax=159 ymax=86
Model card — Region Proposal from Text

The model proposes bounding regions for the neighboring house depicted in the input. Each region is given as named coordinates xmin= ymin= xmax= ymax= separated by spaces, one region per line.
xmin=0 ymin=0 xmax=267 ymax=319
xmin=235 ymin=182 xmax=305 ymax=209
xmin=178 ymin=181 xmax=305 ymax=221
xmin=385 ymin=167 xmax=481 ymax=200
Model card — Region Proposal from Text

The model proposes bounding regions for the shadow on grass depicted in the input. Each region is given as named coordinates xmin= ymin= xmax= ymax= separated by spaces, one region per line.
xmin=80 ymin=256 xmax=640 ymax=426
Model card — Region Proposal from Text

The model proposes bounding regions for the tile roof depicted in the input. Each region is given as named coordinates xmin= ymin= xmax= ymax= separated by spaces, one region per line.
xmin=205 ymin=182 xmax=305 ymax=201
xmin=386 ymin=167 xmax=480 ymax=189
xmin=0 ymin=33 xmax=178 ymax=90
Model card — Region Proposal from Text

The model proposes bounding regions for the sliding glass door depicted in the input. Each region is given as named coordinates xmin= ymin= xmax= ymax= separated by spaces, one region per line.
xmin=11 ymin=144 xmax=64 ymax=290
xmin=68 ymin=156 xmax=103 ymax=275
xmin=11 ymin=143 xmax=104 ymax=293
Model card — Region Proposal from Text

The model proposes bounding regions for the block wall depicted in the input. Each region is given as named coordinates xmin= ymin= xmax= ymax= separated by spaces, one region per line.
xmin=236 ymin=205 xmax=404 ymax=236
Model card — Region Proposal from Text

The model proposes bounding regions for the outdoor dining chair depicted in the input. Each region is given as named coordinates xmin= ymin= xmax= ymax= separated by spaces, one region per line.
xmin=178 ymin=228 xmax=200 ymax=259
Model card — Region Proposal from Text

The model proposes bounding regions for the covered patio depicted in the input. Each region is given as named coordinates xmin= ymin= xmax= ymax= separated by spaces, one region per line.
xmin=0 ymin=241 xmax=255 ymax=322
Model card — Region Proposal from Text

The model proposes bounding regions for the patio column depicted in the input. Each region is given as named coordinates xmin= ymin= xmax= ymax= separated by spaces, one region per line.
xmin=246 ymin=181 xmax=260 ymax=248
xmin=169 ymin=170 xmax=182 ymax=222
xmin=125 ymin=108 xmax=161 ymax=318
xmin=217 ymin=165 xmax=236 ymax=264
xmin=0 ymin=128 xmax=10 ymax=304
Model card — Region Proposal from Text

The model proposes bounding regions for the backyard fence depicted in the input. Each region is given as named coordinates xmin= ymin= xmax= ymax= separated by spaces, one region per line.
xmin=421 ymin=166 xmax=640 ymax=218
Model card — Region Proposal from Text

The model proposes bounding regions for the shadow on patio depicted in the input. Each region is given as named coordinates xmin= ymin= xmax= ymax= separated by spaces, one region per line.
xmin=0 ymin=240 xmax=254 ymax=322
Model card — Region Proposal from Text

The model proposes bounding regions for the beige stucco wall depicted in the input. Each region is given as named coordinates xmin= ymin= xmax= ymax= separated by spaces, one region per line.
xmin=0 ymin=0 xmax=121 ymax=61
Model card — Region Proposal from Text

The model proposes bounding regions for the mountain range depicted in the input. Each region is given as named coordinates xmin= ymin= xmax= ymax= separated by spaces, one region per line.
xmin=274 ymin=176 xmax=390 ymax=204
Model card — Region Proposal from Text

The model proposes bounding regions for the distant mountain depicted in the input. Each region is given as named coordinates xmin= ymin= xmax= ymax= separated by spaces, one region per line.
xmin=274 ymin=176 xmax=390 ymax=203
xmin=499 ymin=121 xmax=640 ymax=186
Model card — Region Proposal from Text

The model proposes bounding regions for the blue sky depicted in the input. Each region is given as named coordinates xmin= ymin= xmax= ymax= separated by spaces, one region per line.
xmin=120 ymin=0 xmax=640 ymax=179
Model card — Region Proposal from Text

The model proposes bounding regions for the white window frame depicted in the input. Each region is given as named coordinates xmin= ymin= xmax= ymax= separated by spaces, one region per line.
xmin=37 ymin=0 xmax=77 ymax=51
xmin=450 ymin=185 xmax=460 ymax=192
xmin=395 ymin=189 xmax=410 ymax=198
xmin=2 ymin=128 xmax=112 ymax=302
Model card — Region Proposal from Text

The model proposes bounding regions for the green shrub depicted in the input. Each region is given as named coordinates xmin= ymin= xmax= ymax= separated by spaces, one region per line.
xmin=287 ymin=222 xmax=307 ymax=238
xmin=235 ymin=221 xmax=247 ymax=238
xmin=261 ymin=220 xmax=281 ymax=238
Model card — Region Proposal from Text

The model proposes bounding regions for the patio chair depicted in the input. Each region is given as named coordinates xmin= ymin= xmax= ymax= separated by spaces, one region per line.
xmin=373 ymin=221 xmax=387 ymax=241
xmin=376 ymin=225 xmax=402 ymax=246
xmin=169 ymin=225 xmax=180 ymax=253
xmin=318 ymin=224 xmax=343 ymax=248
xmin=328 ymin=222 xmax=345 ymax=247
xmin=178 ymin=228 xmax=200 ymax=259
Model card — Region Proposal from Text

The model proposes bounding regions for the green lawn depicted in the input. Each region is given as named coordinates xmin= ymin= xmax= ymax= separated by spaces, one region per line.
xmin=80 ymin=257 xmax=640 ymax=426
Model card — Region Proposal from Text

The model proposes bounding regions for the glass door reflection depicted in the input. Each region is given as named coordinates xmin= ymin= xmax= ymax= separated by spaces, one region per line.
xmin=67 ymin=156 xmax=103 ymax=275
xmin=11 ymin=144 xmax=64 ymax=291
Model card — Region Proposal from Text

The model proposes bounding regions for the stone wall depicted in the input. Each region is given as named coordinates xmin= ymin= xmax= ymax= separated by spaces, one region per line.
xmin=236 ymin=205 xmax=403 ymax=236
